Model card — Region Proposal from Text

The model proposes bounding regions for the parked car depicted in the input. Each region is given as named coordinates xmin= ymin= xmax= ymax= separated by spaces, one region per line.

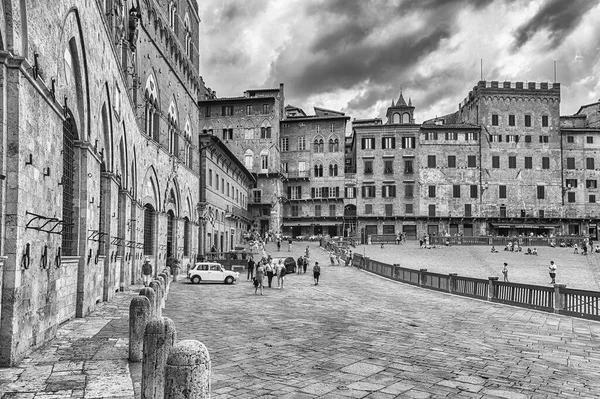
xmin=188 ymin=262 xmax=239 ymax=284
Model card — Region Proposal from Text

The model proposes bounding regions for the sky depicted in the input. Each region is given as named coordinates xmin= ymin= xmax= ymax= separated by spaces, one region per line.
xmin=197 ymin=0 xmax=600 ymax=122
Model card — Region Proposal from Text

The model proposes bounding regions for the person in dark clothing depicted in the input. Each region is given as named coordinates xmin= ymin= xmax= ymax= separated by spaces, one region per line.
xmin=303 ymin=256 xmax=308 ymax=273
xmin=247 ymin=256 xmax=255 ymax=280
xmin=313 ymin=262 xmax=321 ymax=285
xmin=297 ymin=256 xmax=303 ymax=274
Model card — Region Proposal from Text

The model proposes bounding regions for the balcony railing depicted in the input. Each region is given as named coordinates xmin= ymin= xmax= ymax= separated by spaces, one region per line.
xmin=285 ymin=170 xmax=311 ymax=179
xmin=225 ymin=205 xmax=251 ymax=221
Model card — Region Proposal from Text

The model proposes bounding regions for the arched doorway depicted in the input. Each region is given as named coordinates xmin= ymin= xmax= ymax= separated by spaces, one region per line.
xmin=62 ymin=110 xmax=78 ymax=256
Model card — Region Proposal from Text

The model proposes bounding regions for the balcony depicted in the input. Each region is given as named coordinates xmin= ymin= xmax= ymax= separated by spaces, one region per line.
xmin=285 ymin=170 xmax=311 ymax=180
xmin=225 ymin=205 xmax=252 ymax=222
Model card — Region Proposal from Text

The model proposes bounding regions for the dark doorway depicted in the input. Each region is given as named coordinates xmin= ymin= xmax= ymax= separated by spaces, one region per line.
xmin=403 ymin=225 xmax=417 ymax=239
xmin=167 ymin=210 xmax=175 ymax=258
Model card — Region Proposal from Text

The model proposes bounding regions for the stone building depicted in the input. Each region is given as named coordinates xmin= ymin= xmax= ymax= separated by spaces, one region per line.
xmin=280 ymin=105 xmax=350 ymax=237
xmin=351 ymin=93 xmax=421 ymax=240
xmin=0 ymin=0 xmax=249 ymax=366
xmin=198 ymin=86 xmax=285 ymax=235
xmin=560 ymin=101 xmax=600 ymax=237
xmin=198 ymin=134 xmax=255 ymax=254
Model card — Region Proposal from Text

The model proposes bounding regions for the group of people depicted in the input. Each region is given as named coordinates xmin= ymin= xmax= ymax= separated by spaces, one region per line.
xmin=500 ymin=260 xmax=557 ymax=284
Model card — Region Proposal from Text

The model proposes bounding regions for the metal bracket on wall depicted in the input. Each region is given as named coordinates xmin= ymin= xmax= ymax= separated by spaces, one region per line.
xmin=21 ymin=243 xmax=31 ymax=269
xmin=111 ymin=236 xmax=125 ymax=246
xmin=40 ymin=245 xmax=48 ymax=269
xmin=25 ymin=211 xmax=72 ymax=235
xmin=87 ymin=230 xmax=108 ymax=244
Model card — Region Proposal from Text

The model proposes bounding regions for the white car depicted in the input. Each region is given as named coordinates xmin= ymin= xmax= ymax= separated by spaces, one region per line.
xmin=188 ymin=262 xmax=239 ymax=284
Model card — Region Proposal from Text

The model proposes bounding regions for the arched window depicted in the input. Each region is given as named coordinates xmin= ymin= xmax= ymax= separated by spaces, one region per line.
xmin=143 ymin=204 xmax=155 ymax=255
xmin=329 ymin=163 xmax=338 ymax=177
xmin=334 ymin=138 xmax=339 ymax=151
xmin=314 ymin=137 xmax=324 ymax=152
xmin=393 ymin=113 xmax=400 ymax=124
xmin=402 ymin=113 xmax=410 ymax=124
xmin=144 ymin=74 xmax=159 ymax=142
xmin=183 ymin=217 xmax=190 ymax=256
xmin=329 ymin=138 xmax=334 ymax=152
xmin=184 ymin=119 xmax=192 ymax=167
xmin=62 ymin=111 xmax=78 ymax=256
xmin=244 ymin=149 xmax=254 ymax=170
xmin=168 ymin=100 xmax=178 ymax=156
xmin=260 ymin=149 xmax=269 ymax=171
xmin=167 ymin=210 xmax=175 ymax=258
xmin=314 ymin=163 xmax=323 ymax=177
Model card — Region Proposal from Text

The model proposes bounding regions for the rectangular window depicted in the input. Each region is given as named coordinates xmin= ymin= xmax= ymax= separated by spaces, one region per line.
xmin=385 ymin=204 xmax=393 ymax=217
xmin=316 ymin=124 xmax=321 ymax=134
xmin=382 ymin=137 xmax=396 ymax=149
xmin=588 ymin=136 xmax=594 ymax=144
xmin=383 ymin=225 xmax=395 ymax=235
xmin=524 ymin=115 xmax=531 ymax=127
xmin=362 ymin=185 xmax=376 ymax=198
xmin=467 ymin=155 xmax=476 ymax=168
xmin=587 ymin=180 xmax=598 ymax=189
xmin=345 ymin=187 xmax=357 ymax=198
xmin=568 ymin=192 xmax=576 ymax=203
xmin=280 ymin=137 xmax=289 ymax=151
xmin=291 ymin=205 xmax=299 ymax=217
xmin=509 ymin=114 xmax=515 ymax=126
xmin=447 ymin=155 xmax=456 ymax=168
xmin=490 ymin=134 xmax=502 ymax=142
xmin=253 ymin=190 xmax=262 ymax=203
xmin=453 ymin=185 xmax=461 ymax=198
xmin=221 ymin=105 xmax=233 ymax=116
xmin=567 ymin=157 xmax=575 ymax=169
xmin=508 ymin=156 xmax=516 ymax=169
xmin=492 ymin=156 xmax=500 ymax=168
xmin=329 ymin=204 xmax=336 ymax=216
xmin=466 ymin=132 xmax=478 ymax=141
xmin=525 ymin=135 xmax=531 ymax=143
xmin=314 ymin=205 xmax=321 ymax=217
xmin=587 ymin=158 xmax=595 ymax=170
xmin=221 ymin=128 xmax=233 ymax=140
xmin=492 ymin=114 xmax=499 ymax=126
xmin=216 ymin=174 xmax=219 ymax=190
xmin=499 ymin=185 xmax=507 ymax=199
xmin=405 ymin=184 xmax=414 ymax=198
xmin=428 ymin=185 xmax=436 ymax=198
xmin=542 ymin=157 xmax=550 ymax=169
xmin=404 ymin=159 xmax=414 ymax=174
xmin=428 ymin=204 xmax=436 ymax=217
xmin=330 ymin=123 xmax=334 ymax=133
xmin=427 ymin=155 xmax=436 ymax=168
xmin=384 ymin=160 xmax=394 ymax=174
xmin=542 ymin=115 xmax=549 ymax=127
xmin=382 ymin=185 xmax=396 ymax=198
xmin=470 ymin=185 xmax=478 ymax=199
xmin=567 ymin=135 xmax=574 ymax=143
xmin=365 ymin=204 xmax=373 ymax=215
xmin=566 ymin=179 xmax=577 ymax=188
xmin=537 ymin=185 xmax=545 ymax=199
xmin=261 ymin=154 xmax=268 ymax=170
xmin=298 ymin=137 xmax=306 ymax=151
xmin=364 ymin=160 xmax=373 ymax=174
xmin=524 ymin=157 xmax=532 ymax=169
xmin=500 ymin=206 xmax=507 ymax=218
xmin=539 ymin=135 xmax=549 ymax=143
xmin=424 ymin=132 xmax=438 ymax=140
xmin=464 ymin=204 xmax=472 ymax=217
xmin=405 ymin=204 xmax=414 ymax=214
xmin=262 ymin=104 xmax=270 ymax=114
xmin=539 ymin=210 xmax=545 ymax=218
xmin=205 ymin=106 xmax=211 ymax=117
xmin=402 ymin=137 xmax=415 ymax=148
xmin=245 ymin=104 xmax=252 ymax=115
xmin=221 ymin=178 xmax=224 ymax=193
xmin=445 ymin=132 xmax=458 ymax=140
xmin=281 ymin=162 xmax=288 ymax=173
xmin=260 ymin=127 xmax=272 ymax=139
xmin=590 ymin=195 xmax=597 ymax=203
xmin=361 ymin=137 xmax=375 ymax=149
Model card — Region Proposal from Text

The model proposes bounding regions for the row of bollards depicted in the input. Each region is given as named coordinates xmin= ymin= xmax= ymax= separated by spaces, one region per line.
xmin=129 ymin=269 xmax=211 ymax=398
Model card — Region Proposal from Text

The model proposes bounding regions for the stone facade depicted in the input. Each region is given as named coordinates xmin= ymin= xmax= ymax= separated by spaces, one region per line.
xmin=280 ymin=106 xmax=349 ymax=237
xmin=0 ymin=0 xmax=246 ymax=366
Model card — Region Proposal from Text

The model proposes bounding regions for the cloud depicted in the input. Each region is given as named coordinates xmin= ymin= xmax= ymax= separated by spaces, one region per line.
xmin=512 ymin=0 xmax=598 ymax=50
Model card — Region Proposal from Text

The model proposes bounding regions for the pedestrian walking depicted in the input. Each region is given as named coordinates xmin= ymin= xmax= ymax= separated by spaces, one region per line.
xmin=329 ymin=251 xmax=336 ymax=265
xmin=141 ymin=257 xmax=153 ymax=287
xmin=265 ymin=260 xmax=274 ymax=288
xmin=396 ymin=233 xmax=401 ymax=245
xmin=278 ymin=260 xmax=287 ymax=289
xmin=276 ymin=259 xmax=284 ymax=288
xmin=574 ymin=243 xmax=579 ymax=254
xmin=313 ymin=262 xmax=321 ymax=285
xmin=549 ymin=261 xmax=557 ymax=284
xmin=288 ymin=238 xmax=292 ymax=252
xmin=502 ymin=262 xmax=508 ymax=282
xmin=247 ymin=256 xmax=255 ymax=281
xmin=305 ymin=245 xmax=310 ymax=259
xmin=254 ymin=263 xmax=265 ymax=295
xmin=297 ymin=256 xmax=303 ymax=274
xmin=276 ymin=239 xmax=281 ymax=252
xmin=303 ymin=256 xmax=308 ymax=273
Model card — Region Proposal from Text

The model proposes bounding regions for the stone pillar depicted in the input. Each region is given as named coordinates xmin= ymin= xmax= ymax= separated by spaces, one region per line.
xmin=448 ymin=273 xmax=457 ymax=293
xmin=393 ymin=264 xmax=400 ymax=280
xmin=129 ymin=296 xmax=151 ymax=362
xmin=157 ymin=275 xmax=166 ymax=306
xmin=553 ymin=283 xmax=567 ymax=314
xmin=139 ymin=286 xmax=157 ymax=319
xmin=487 ymin=277 xmax=499 ymax=301
xmin=149 ymin=280 xmax=163 ymax=316
xmin=418 ymin=269 xmax=428 ymax=287
xmin=142 ymin=317 xmax=176 ymax=399
xmin=159 ymin=272 xmax=169 ymax=297
xmin=164 ymin=340 xmax=211 ymax=398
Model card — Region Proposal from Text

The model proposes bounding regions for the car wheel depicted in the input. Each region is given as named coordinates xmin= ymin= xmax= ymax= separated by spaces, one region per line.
xmin=225 ymin=276 xmax=234 ymax=285
xmin=191 ymin=275 xmax=201 ymax=284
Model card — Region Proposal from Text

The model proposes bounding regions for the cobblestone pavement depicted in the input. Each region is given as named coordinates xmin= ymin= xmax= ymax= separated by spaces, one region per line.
xmin=165 ymin=242 xmax=600 ymax=398
xmin=3 ymin=242 xmax=600 ymax=398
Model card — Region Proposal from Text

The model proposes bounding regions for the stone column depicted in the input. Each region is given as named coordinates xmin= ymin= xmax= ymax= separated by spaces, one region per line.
xmin=487 ymin=277 xmax=499 ymax=301
xmin=164 ymin=340 xmax=211 ymax=398
xmin=142 ymin=317 xmax=176 ymax=399
xmin=553 ymin=283 xmax=567 ymax=314
xmin=448 ymin=273 xmax=457 ymax=293
xmin=418 ymin=269 xmax=428 ymax=287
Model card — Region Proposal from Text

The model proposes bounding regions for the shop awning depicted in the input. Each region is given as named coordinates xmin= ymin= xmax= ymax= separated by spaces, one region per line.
xmin=489 ymin=223 xmax=560 ymax=229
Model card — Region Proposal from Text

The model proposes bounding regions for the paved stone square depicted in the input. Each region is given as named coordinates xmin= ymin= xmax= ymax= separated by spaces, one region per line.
xmin=164 ymin=242 xmax=600 ymax=398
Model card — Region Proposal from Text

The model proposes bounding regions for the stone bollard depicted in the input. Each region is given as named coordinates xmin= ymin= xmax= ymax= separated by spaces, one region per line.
xmin=157 ymin=275 xmax=167 ymax=306
xmin=173 ymin=266 xmax=181 ymax=282
xmin=142 ymin=317 xmax=176 ymax=399
xmin=553 ymin=283 xmax=567 ymax=314
xmin=418 ymin=269 xmax=428 ymax=287
xmin=150 ymin=280 xmax=164 ymax=316
xmin=159 ymin=272 xmax=169 ymax=299
xmin=164 ymin=340 xmax=211 ymax=398
xmin=448 ymin=273 xmax=458 ymax=293
xmin=139 ymin=287 xmax=157 ymax=319
xmin=129 ymin=296 xmax=151 ymax=362
xmin=487 ymin=277 xmax=499 ymax=301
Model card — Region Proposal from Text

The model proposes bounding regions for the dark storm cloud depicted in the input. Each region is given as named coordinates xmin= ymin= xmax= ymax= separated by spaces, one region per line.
xmin=513 ymin=0 xmax=597 ymax=50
